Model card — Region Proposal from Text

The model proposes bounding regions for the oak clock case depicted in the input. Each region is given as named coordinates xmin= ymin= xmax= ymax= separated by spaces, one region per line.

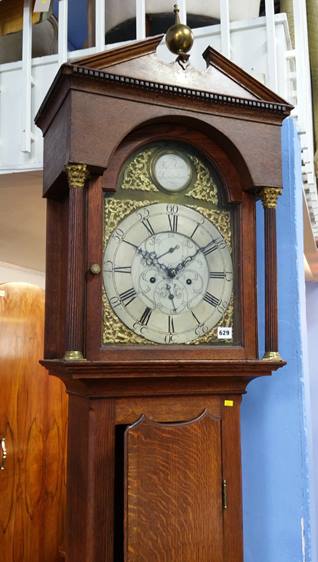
xmin=34 ymin=33 xmax=291 ymax=562
xmin=102 ymin=142 xmax=237 ymax=347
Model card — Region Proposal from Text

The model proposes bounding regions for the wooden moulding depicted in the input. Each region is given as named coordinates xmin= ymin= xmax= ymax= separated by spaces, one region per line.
xmin=41 ymin=359 xmax=285 ymax=399
xmin=39 ymin=84 xmax=285 ymax=198
xmin=202 ymin=46 xmax=292 ymax=105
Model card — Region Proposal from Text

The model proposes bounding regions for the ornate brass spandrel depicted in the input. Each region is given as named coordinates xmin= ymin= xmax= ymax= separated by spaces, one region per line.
xmin=102 ymin=291 xmax=146 ymax=345
xmin=65 ymin=163 xmax=89 ymax=189
xmin=191 ymin=295 xmax=234 ymax=345
xmin=259 ymin=187 xmax=282 ymax=209
xmin=186 ymin=156 xmax=218 ymax=205
xmin=104 ymin=198 xmax=158 ymax=248
xmin=121 ymin=149 xmax=159 ymax=192
xmin=120 ymin=145 xmax=219 ymax=205
xmin=192 ymin=205 xmax=232 ymax=249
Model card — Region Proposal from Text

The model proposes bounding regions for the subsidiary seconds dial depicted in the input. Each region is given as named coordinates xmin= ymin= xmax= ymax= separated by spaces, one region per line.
xmin=103 ymin=203 xmax=233 ymax=344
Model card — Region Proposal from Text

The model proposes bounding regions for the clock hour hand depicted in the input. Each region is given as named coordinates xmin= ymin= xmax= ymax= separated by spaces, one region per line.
xmin=137 ymin=248 xmax=162 ymax=268
xmin=138 ymin=246 xmax=179 ymax=277
xmin=137 ymin=248 xmax=170 ymax=278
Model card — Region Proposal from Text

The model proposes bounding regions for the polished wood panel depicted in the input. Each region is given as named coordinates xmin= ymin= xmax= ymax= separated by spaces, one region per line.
xmin=64 ymin=185 xmax=86 ymax=357
xmin=0 ymin=283 xmax=67 ymax=562
xmin=221 ymin=398 xmax=244 ymax=562
xmin=114 ymin=395 xmax=221 ymax=424
xmin=45 ymin=197 xmax=68 ymax=359
xmin=125 ymin=412 xmax=223 ymax=562
xmin=64 ymin=395 xmax=91 ymax=561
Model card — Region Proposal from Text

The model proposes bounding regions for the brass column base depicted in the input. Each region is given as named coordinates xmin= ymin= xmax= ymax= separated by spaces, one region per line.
xmin=262 ymin=351 xmax=284 ymax=362
xmin=63 ymin=350 xmax=86 ymax=361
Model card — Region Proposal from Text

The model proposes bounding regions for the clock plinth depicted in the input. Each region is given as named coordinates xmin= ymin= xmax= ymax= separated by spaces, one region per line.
xmin=36 ymin=36 xmax=291 ymax=562
xmin=41 ymin=358 xmax=283 ymax=562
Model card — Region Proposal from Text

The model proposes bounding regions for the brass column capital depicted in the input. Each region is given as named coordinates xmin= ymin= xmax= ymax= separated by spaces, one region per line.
xmin=65 ymin=163 xmax=89 ymax=189
xmin=259 ymin=187 xmax=282 ymax=209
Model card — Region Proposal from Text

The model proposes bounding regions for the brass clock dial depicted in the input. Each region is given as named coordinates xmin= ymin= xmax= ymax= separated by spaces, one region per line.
xmin=103 ymin=203 xmax=233 ymax=344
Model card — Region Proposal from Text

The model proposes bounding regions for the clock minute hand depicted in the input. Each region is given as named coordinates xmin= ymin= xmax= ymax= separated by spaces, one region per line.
xmin=173 ymin=248 xmax=201 ymax=277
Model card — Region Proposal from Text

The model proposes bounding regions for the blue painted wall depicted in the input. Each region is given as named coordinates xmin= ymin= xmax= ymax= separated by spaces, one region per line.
xmin=241 ymin=118 xmax=312 ymax=562
xmin=306 ymin=281 xmax=318 ymax=561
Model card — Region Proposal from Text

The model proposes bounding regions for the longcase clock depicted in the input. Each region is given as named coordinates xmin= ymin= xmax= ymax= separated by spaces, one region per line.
xmin=36 ymin=28 xmax=292 ymax=562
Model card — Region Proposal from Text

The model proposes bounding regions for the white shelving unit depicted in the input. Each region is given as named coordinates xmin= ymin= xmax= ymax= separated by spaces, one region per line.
xmin=0 ymin=0 xmax=317 ymax=242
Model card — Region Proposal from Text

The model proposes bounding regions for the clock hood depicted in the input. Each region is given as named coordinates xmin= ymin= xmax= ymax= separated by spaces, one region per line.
xmin=34 ymin=34 xmax=292 ymax=202
xmin=35 ymin=35 xmax=292 ymax=130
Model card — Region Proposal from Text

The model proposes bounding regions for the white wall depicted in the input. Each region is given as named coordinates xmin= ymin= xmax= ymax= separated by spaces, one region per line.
xmin=0 ymin=261 xmax=45 ymax=288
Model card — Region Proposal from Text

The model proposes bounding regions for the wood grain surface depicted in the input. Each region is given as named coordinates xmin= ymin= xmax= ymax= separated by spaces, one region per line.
xmin=125 ymin=411 xmax=223 ymax=562
xmin=64 ymin=185 xmax=86 ymax=356
xmin=37 ymin=36 xmax=288 ymax=562
xmin=264 ymin=207 xmax=278 ymax=353
xmin=0 ymin=283 xmax=67 ymax=562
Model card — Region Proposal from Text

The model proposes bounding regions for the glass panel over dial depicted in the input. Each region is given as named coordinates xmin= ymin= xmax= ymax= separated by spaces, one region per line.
xmin=102 ymin=141 xmax=237 ymax=345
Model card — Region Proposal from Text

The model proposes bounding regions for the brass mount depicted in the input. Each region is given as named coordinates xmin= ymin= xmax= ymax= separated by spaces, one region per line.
xmin=65 ymin=163 xmax=89 ymax=189
xmin=165 ymin=4 xmax=194 ymax=68
xmin=259 ymin=187 xmax=282 ymax=209
xmin=64 ymin=350 xmax=86 ymax=361
xmin=262 ymin=351 xmax=284 ymax=361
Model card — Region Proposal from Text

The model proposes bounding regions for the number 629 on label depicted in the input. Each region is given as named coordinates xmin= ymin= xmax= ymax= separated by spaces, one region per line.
xmin=217 ymin=327 xmax=233 ymax=340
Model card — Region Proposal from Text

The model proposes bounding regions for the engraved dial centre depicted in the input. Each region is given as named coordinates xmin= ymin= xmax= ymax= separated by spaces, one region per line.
xmin=132 ymin=232 xmax=209 ymax=314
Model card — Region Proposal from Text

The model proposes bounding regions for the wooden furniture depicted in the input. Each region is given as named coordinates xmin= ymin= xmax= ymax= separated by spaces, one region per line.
xmin=35 ymin=36 xmax=292 ymax=562
xmin=0 ymin=283 xmax=67 ymax=562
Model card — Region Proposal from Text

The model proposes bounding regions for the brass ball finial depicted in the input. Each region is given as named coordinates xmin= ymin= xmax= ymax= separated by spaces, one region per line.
xmin=165 ymin=4 xmax=194 ymax=58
